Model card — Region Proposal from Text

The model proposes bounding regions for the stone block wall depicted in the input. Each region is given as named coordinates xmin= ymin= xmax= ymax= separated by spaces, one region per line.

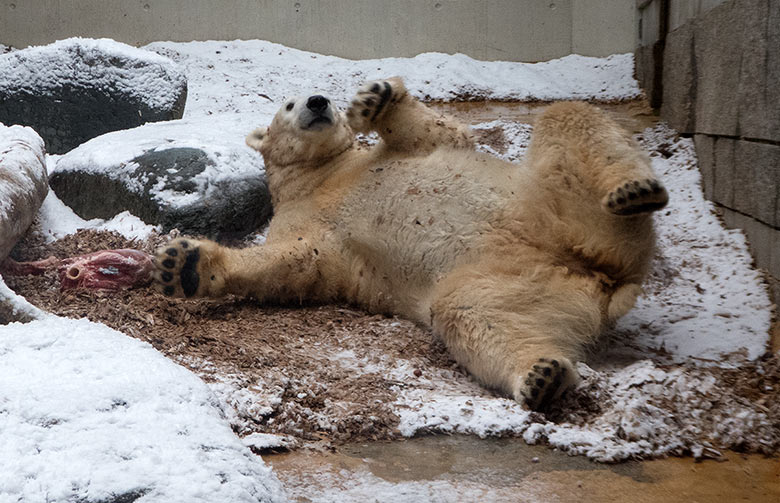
xmin=636 ymin=0 xmax=780 ymax=301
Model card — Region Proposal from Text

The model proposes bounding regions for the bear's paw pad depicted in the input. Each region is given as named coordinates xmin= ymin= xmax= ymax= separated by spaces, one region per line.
xmin=153 ymin=238 xmax=201 ymax=298
xmin=346 ymin=79 xmax=402 ymax=132
xmin=521 ymin=358 xmax=572 ymax=412
xmin=604 ymin=178 xmax=668 ymax=216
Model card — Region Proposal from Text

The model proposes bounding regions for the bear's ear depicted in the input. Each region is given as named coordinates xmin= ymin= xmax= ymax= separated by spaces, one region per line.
xmin=246 ymin=126 xmax=269 ymax=152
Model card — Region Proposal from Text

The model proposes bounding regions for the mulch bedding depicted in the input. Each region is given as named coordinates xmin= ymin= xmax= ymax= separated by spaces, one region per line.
xmin=5 ymin=228 xmax=454 ymax=445
xmin=5 ymin=227 xmax=780 ymax=455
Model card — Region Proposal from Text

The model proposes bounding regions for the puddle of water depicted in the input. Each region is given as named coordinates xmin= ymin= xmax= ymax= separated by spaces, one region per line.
xmin=266 ymin=435 xmax=780 ymax=503
xmin=336 ymin=435 xmax=649 ymax=485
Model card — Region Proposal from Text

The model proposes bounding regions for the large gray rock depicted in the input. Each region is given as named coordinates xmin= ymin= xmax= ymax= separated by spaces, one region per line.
xmin=49 ymin=118 xmax=271 ymax=241
xmin=0 ymin=38 xmax=187 ymax=155
xmin=0 ymin=123 xmax=48 ymax=261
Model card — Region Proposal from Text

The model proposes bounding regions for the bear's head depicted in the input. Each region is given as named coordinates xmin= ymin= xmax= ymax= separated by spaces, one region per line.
xmin=246 ymin=94 xmax=353 ymax=168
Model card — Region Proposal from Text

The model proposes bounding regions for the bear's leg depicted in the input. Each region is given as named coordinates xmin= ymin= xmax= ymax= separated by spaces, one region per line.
xmin=152 ymin=237 xmax=326 ymax=302
xmin=346 ymin=77 xmax=474 ymax=154
xmin=431 ymin=267 xmax=606 ymax=411
xmin=527 ymin=101 xmax=668 ymax=216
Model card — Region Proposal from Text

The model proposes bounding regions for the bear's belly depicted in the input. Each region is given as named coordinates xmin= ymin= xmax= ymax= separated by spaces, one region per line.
xmin=336 ymin=150 xmax=529 ymax=314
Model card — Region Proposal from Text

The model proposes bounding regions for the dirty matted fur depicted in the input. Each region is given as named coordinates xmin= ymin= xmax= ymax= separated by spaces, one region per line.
xmin=153 ymin=78 xmax=668 ymax=411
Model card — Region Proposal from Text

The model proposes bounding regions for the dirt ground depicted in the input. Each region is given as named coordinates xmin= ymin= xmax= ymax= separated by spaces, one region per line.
xmin=6 ymin=228 xmax=457 ymax=444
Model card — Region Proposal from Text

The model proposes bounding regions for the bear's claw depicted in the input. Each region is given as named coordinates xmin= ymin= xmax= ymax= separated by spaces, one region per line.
xmin=519 ymin=358 xmax=576 ymax=411
xmin=153 ymin=238 xmax=201 ymax=297
xmin=604 ymin=178 xmax=668 ymax=216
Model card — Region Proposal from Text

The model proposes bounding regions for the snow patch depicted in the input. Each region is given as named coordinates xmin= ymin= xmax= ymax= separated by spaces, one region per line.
xmin=36 ymin=187 xmax=160 ymax=243
xmin=0 ymin=317 xmax=285 ymax=502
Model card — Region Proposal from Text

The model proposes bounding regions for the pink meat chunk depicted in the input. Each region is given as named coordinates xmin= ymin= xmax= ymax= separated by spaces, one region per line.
xmin=1 ymin=249 xmax=154 ymax=291
xmin=58 ymin=249 xmax=154 ymax=290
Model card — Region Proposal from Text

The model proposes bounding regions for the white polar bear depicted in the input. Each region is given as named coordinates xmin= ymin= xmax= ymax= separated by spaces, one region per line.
xmin=153 ymin=78 xmax=667 ymax=411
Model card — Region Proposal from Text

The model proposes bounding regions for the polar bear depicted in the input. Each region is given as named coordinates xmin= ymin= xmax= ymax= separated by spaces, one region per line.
xmin=153 ymin=78 xmax=667 ymax=411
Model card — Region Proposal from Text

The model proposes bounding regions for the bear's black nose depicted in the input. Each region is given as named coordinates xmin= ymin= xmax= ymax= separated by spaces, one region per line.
xmin=306 ymin=95 xmax=329 ymax=113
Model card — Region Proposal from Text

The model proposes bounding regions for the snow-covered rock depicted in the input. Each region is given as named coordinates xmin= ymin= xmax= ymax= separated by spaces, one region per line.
xmin=0 ymin=123 xmax=48 ymax=261
xmin=50 ymin=117 xmax=271 ymax=239
xmin=0 ymin=316 xmax=286 ymax=502
xmin=0 ymin=38 xmax=187 ymax=154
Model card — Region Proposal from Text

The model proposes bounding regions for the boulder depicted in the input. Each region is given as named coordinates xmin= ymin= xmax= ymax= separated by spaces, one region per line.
xmin=0 ymin=123 xmax=48 ymax=261
xmin=49 ymin=118 xmax=272 ymax=241
xmin=0 ymin=38 xmax=187 ymax=154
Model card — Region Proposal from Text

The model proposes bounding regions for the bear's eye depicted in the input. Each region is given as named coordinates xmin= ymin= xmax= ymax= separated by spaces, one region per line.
xmin=286 ymin=102 xmax=294 ymax=111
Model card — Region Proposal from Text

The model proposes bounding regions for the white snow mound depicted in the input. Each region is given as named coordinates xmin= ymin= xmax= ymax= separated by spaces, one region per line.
xmin=0 ymin=316 xmax=285 ymax=503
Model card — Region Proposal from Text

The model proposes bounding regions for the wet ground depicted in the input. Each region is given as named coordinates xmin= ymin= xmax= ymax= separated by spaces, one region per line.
xmin=261 ymin=100 xmax=780 ymax=502
xmin=267 ymin=435 xmax=780 ymax=502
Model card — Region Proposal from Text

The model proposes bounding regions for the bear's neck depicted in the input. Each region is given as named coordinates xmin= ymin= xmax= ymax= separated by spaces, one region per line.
xmin=266 ymin=146 xmax=360 ymax=208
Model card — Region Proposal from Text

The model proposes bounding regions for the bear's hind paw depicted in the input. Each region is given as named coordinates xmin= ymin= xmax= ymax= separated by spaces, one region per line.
xmin=603 ymin=178 xmax=669 ymax=216
xmin=517 ymin=357 xmax=578 ymax=412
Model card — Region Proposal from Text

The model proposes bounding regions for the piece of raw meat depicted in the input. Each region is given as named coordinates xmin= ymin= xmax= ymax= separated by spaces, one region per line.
xmin=2 ymin=249 xmax=154 ymax=290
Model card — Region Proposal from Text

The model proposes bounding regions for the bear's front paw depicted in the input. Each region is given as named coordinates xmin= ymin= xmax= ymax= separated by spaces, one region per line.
xmin=603 ymin=178 xmax=668 ymax=216
xmin=346 ymin=77 xmax=407 ymax=133
xmin=153 ymin=238 xmax=223 ymax=298
xmin=517 ymin=357 xmax=579 ymax=412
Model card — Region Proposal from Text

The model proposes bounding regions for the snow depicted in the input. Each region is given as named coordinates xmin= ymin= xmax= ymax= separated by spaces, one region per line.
xmin=0 ymin=37 xmax=185 ymax=111
xmin=36 ymin=186 xmax=161 ymax=243
xmin=618 ymin=126 xmax=771 ymax=362
xmin=0 ymin=316 xmax=285 ymax=502
xmin=277 ymin=465 xmax=551 ymax=503
xmin=145 ymin=40 xmax=639 ymax=124
xmin=0 ymin=37 xmax=775 ymax=499
xmin=0 ymin=275 xmax=46 ymax=322
xmin=242 ymin=433 xmax=296 ymax=452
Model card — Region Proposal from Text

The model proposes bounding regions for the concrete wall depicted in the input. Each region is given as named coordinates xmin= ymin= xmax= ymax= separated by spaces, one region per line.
xmin=572 ymin=0 xmax=637 ymax=57
xmin=0 ymin=0 xmax=635 ymax=62
xmin=635 ymin=0 xmax=780 ymax=301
